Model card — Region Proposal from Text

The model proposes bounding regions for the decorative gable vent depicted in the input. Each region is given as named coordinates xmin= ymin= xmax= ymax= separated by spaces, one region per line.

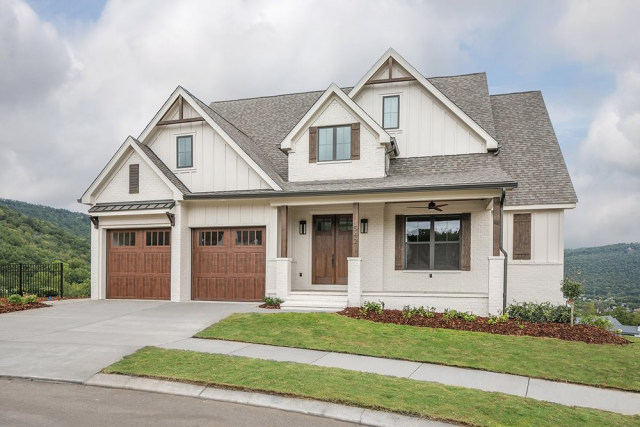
xmin=129 ymin=164 xmax=139 ymax=194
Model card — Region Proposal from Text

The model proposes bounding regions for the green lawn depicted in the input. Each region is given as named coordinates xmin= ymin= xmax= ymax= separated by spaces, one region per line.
xmin=195 ymin=312 xmax=640 ymax=392
xmin=105 ymin=347 xmax=640 ymax=427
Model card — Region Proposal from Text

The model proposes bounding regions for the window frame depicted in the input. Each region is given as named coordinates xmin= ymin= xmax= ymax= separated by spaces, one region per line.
xmin=382 ymin=95 xmax=400 ymax=130
xmin=317 ymin=125 xmax=351 ymax=162
xmin=176 ymin=135 xmax=194 ymax=169
xmin=404 ymin=215 xmax=461 ymax=271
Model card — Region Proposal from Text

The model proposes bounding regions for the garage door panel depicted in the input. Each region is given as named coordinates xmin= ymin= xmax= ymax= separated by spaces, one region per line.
xmin=192 ymin=227 xmax=265 ymax=302
xmin=107 ymin=229 xmax=171 ymax=300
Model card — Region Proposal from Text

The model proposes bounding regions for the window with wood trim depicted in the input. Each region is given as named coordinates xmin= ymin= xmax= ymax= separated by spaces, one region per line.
xmin=404 ymin=215 xmax=461 ymax=270
xmin=318 ymin=126 xmax=351 ymax=162
xmin=112 ymin=231 xmax=136 ymax=247
xmin=383 ymin=95 xmax=399 ymax=129
xmin=129 ymin=164 xmax=139 ymax=194
xmin=146 ymin=231 xmax=170 ymax=246
xmin=176 ymin=135 xmax=193 ymax=168
xmin=198 ymin=231 xmax=224 ymax=246
xmin=235 ymin=229 xmax=263 ymax=246
xmin=513 ymin=213 xmax=532 ymax=260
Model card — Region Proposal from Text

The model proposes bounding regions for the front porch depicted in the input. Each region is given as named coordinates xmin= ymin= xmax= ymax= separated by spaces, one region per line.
xmin=270 ymin=192 xmax=507 ymax=315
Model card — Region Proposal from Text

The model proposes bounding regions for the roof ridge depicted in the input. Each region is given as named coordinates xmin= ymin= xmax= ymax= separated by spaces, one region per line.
xmin=491 ymin=90 xmax=542 ymax=97
xmin=210 ymin=88 xmax=333 ymax=104
xmin=427 ymin=71 xmax=487 ymax=79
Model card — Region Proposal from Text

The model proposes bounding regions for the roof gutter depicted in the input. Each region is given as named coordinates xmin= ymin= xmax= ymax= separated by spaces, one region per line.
xmin=183 ymin=181 xmax=518 ymax=200
xmin=500 ymin=187 xmax=509 ymax=312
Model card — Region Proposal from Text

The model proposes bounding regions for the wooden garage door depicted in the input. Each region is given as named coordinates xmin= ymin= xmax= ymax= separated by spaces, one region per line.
xmin=192 ymin=227 xmax=265 ymax=301
xmin=107 ymin=229 xmax=171 ymax=299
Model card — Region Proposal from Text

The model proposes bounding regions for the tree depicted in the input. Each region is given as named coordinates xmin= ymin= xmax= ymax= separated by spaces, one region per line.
xmin=562 ymin=277 xmax=584 ymax=326
xmin=580 ymin=301 xmax=597 ymax=316
xmin=610 ymin=306 xmax=635 ymax=325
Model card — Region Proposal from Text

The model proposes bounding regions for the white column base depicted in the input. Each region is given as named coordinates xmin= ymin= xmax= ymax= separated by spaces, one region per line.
xmin=488 ymin=256 xmax=505 ymax=315
xmin=347 ymin=257 xmax=362 ymax=307
xmin=275 ymin=258 xmax=292 ymax=301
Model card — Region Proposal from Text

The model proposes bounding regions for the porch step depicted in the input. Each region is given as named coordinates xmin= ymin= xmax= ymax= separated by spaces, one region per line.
xmin=280 ymin=293 xmax=348 ymax=312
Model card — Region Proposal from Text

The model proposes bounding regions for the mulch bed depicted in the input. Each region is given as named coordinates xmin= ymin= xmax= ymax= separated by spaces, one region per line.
xmin=258 ymin=303 xmax=281 ymax=309
xmin=0 ymin=301 xmax=50 ymax=314
xmin=338 ymin=308 xmax=630 ymax=345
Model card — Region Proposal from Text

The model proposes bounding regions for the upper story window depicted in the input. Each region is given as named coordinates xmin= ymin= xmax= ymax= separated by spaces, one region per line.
xmin=405 ymin=215 xmax=460 ymax=270
xmin=176 ymin=135 xmax=193 ymax=168
xmin=318 ymin=126 xmax=351 ymax=162
xmin=383 ymin=95 xmax=400 ymax=130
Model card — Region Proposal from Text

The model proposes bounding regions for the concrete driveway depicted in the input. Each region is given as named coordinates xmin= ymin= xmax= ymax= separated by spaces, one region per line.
xmin=0 ymin=299 xmax=259 ymax=382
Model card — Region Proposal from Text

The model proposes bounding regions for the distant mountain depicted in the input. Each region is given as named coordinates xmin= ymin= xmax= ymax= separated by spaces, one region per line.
xmin=0 ymin=198 xmax=89 ymax=240
xmin=565 ymin=243 xmax=640 ymax=307
xmin=0 ymin=200 xmax=90 ymax=296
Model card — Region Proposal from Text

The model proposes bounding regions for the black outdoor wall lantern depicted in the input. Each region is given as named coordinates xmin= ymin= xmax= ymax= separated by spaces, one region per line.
xmin=361 ymin=218 xmax=368 ymax=233
xmin=299 ymin=220 xmax=307 ymax=235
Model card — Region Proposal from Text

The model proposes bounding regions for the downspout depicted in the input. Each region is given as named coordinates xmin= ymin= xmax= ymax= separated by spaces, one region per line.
xmin=500 ymin=187 xmax=509 ymax=312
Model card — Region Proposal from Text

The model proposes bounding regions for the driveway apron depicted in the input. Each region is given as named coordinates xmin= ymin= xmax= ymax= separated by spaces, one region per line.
xmin=0 ymin=300 xmax=258 ymax=382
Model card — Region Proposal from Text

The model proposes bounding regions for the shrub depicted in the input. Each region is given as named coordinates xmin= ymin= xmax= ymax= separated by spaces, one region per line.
xmin=65 ymin=282 xmax=90 ymax=297
xmin=443 ymin=309 xmax=477 ymax=322
xmin=360 ymin=300 xmax=385 ymax=315
xmin=506 ymin=302 xmax=571 ymax=324
xmin=23 ymin=294 xmax=39 ymax=304
xmin=487 ymin=313 xmax=509 ymax=325
xmin=7 ymin=294 xmax=24 ymax=305
xmin=579 ymin=315 xmax=613 ymax=330
xmin=561 ymin=277 xmax=584 ymax=326
xmin=401 ymin=305 xmax=435 ymax=319
xmin=262 ymin=296 xmax=283 ymax=307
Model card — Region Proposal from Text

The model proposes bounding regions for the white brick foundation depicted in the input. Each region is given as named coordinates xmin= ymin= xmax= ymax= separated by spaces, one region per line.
xmin=347 ymin=258 xmax=362 ymax=306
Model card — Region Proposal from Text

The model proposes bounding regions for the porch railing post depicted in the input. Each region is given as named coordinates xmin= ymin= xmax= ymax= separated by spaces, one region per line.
xmin=19 ymin=263 xmax=23 ymax=296
xmin=59 ymin=263 xmax=64 ymax=299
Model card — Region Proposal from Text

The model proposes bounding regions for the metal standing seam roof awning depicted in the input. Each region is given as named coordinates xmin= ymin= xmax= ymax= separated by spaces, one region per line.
xmin=88 ymin=200 xmax=175 ymax=213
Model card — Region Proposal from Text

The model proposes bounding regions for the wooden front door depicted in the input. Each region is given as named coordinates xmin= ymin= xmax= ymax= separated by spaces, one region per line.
xmin=107 ymin=229 xmax=171 ymax=299
xmin=192 ymin=227 xmax=266 ymax=301
xmin=312 ymin=215 xmax=352 ymax=285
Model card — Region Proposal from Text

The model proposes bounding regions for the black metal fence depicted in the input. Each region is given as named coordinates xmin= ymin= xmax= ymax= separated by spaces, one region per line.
xmin=0 ymin=263 xmax=64 ymax=298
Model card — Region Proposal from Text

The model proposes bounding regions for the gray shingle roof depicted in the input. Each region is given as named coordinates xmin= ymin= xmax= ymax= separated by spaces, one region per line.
xmin=135 ymin=140 xmax=191 ymax=194
xmin=428 ymin=73 xmax=497 ymax=138
xmin=184 ymin=154 xmax=515 ymax=199
xmin=158 ymin=75 xmax=575 ymax=206
xmin=183 ymin=88 xmax=285 ymax=189
xmin=490 ymin=91 xmax=578 ymax=206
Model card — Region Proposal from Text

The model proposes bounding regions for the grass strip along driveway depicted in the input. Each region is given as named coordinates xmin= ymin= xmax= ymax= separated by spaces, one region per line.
xmin=195 ymin=312 xmax=640 ymax=392
xmin=105 ymin=347 xmax=640 ymax=427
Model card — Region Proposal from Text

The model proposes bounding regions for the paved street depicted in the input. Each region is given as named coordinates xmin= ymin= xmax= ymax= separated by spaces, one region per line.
xmin=0 ymin=299 xmax=261 ymax=382
xmin=0 ymin=378 xmax=359 ymax=427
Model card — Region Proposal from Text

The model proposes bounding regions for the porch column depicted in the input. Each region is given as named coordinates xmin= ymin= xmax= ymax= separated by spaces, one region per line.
xmin=347 ymin=257 xmax=362 ymax=307
xmin=488 ymin=256 xmax=505 ymax=315
xmin=352 ymin=203 xmax=359 ymax=256
xmin=279 ymin=205 xmax=288 ymax=258
xmin=275 ymin=258 xmax=292 ymax=301
xmin=171 ymin=202 xmax=190 ymax=302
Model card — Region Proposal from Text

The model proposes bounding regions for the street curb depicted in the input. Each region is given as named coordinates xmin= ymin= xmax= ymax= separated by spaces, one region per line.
xmin=85 ymin=373 xmax=452 ymax=427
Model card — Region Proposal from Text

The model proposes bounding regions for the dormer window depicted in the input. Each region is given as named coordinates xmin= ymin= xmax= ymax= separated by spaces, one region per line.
xmin=176 ymin=135 xmax=193 ymax=168
xmin=318 ymin=126 xmax=351 ymax=162
xmin=383 ymin=95 xmax=399 ymax=130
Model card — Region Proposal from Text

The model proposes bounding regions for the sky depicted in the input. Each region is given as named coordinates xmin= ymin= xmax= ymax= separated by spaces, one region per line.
xmin=1 ymin=0 xmax=639 ymax=249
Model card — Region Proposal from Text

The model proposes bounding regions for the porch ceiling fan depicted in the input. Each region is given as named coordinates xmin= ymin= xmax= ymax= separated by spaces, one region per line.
xmin=407 ymin=201 xmax=448 ymax=212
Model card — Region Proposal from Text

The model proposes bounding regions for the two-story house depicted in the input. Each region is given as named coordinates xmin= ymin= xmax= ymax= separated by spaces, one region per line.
xmin=79 ymin=49 xmax=577 ymax=315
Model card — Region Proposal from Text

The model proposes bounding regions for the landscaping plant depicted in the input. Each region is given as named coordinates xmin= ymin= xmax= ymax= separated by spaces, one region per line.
xmin=505 ymin=301 xmax=571 ymax=324
xmin=579 ymin=315 xmax=613 ymax=331
xmin=487 ymin=313 xmax=509 ymax=325
xmin=401 ymin=305 xmax=435 ymax=319
xmin=443 ymin=309 xmax=477 ymax=322
xmin=360 ymin=300 xmax=385 ymax=315
xmin=23 ymin=294 xmax=39 ymax=304
xmin=562 ymin=276 xmax=584 ymax=326
xmin=7 ymin=294 xmax=24 ymax=305
xmin=261 ymin=296 xmax=284 ymax=309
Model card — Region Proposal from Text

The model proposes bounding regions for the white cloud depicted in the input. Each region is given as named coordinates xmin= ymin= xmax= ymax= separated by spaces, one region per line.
xmin=0 ymin=0 xmax=511 ymax=211
xmin=553 ymin=0 xmax=640 ymax=247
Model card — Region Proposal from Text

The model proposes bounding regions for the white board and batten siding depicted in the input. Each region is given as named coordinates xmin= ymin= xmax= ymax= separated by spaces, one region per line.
xmin=147 ymin=102 xmax=270 ymax=193
xmin=354 ymin=64 xmax=486 ymax=158
xmin=94 ymin=150 xmax=173 ymax=204
xmin=503 ymin=210 xmax=564 ymax=264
